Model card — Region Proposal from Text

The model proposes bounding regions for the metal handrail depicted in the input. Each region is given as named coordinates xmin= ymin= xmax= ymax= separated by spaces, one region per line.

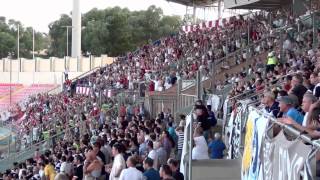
xmin=250 ymin=106 xmax=320 ymax=148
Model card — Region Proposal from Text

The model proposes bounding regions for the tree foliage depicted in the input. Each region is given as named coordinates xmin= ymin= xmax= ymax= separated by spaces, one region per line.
xmin=0 ymin=17 xmax=49 ymax=59
xmin=48 ymin=6 xmax=182 ymax=57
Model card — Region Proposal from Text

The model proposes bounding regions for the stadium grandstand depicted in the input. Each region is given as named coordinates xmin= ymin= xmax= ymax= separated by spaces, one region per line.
xmin=1 ymin=0 xmax=320 ymax=179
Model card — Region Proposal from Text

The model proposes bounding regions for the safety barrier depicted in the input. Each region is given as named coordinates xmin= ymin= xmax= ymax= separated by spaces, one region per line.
xmin=241 ymin=106 xmax=320 ymax=179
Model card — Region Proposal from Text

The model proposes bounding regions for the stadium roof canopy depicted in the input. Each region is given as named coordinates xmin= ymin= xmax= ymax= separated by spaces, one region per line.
xmin=166 ymin=0 xmax=218 ymax=7
xmin=225 ymin=0 xmax=291 ymax=10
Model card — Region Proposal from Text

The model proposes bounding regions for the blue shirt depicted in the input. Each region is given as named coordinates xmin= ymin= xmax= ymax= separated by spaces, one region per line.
xmin=208 ymin=140 xmax=226 ymax=159
xmin=139 ymin=142 xmax=147 ymax=156
xmin=168 ymin=127 xmax=177 ymax=141
xmin=143 ymin=168 xmax=161 ymax=180
xmin=285 ymin=107 xmax=304 ymax=125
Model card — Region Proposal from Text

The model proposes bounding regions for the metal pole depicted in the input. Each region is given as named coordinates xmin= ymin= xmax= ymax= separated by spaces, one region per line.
xmin=196 ymin=71 xmax=201 ymax=100
xmin=193 ymin=3 xmax=196 ymax=24
xmin=218 ymin=0 xmax=222 ymax=19
xmin=32 ymin=28 xmax=35 ymax=60
xmin=67 ymin=27 xmax=69 ymax=57
xmin=17 ymin=25 xmax=19 ymax=60
xmin=188 ymin=114 xmax=193 ymax=180
xmin=9 ymin=58 xmax=12 ymax=106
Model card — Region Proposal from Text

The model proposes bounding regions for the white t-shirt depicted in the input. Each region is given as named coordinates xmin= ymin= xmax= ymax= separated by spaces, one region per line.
xmin=302 ymin=112 xmax=308 ymax=127
xmin=60 ymin=162 xmax=72 ymax=176
xmin=192 ymin=136 xmax=209 ymax=160
xmin=110 ymin=154 xmax=126 ymax=180
xmin=119 ymin=167 xmax=144 ymax=180
xmin=148 ymin=150 xmax=159 ymax=170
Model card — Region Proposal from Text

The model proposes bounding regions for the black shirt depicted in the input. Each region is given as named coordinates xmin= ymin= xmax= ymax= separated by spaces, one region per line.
xmin=197 ymin=114 xmax=211 ymax=131
xmin=97 ymin=150 xmax=106 ymax=164
xmin=265 ymin=101 xmax=280 ymax=118
xmin=291 ymin=84 xmax=307 ymax=105
xmin=74 ymin=164 xmax=83 ymax=180
xmin=173 ymin=170 xmax=184 ymax=180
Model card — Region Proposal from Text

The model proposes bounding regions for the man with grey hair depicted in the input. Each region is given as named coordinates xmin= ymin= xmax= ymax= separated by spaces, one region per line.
xmin=301 ymin=93 xmax=318 ymax=126
xmin=279 ymin=96 xmax=304 ymax=125
xmin=262 ymin=91 xmax=280 ymax=117
xmin=208 ymin=132 xmax=226 ymax=159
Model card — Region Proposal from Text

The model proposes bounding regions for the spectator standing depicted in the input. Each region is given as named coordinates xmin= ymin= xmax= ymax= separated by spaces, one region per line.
xmin=208 ymin=133 xmax=226 ymax=159
xmin=72 ymin=155 xmax=83 ymax=180
xmin=147 ymin=141 xmax=159 ymax=170
xmin=119 ymin=156 xmax=144 ymax=180
xmin=109 ymin=143 xmax=126 ymax=180
xmin=143 ymin=158 xmax=161 ymax=180
xmin=159 ymin=165 xmax=174 ymax=180
xmin=192 ymin=126 xmax=209 ymax=160
xmin=175 ymin=126 xmax=184 ymax=160
xmin=167 ymin=159 xmax=184 ymax=180
xmin=44 ymin=159 xmax=57 ymax=180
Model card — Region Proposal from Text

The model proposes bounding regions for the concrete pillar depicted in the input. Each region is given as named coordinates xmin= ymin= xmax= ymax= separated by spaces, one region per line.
xmin=196 ymin=71 xmax=201 ymax=100
xmin=2 ymin=58 xmax=5 ymax=72
xmin=34 ymin=58 xmax=37 ymax=72
xmin=72 ymin=0 xmax=81 ymax=58
xmin=19 ymin=58 xmax=22 ymax=72
xmin=193 ymin=4 xmax=196 ymax=24
xmin=89 ymin=55 xmax=92 ymax=70
xmin=218 ymin=0 xmax=222 ymax=19
xmin=50 ymin=57 xmax=53 ymax=72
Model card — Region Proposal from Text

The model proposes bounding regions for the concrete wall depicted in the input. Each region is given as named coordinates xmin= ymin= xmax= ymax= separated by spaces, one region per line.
xmin=0 ymin=56 xmax=115 ymax=85
xmin=0 ymin=56 xmax=114 ymax=73
xmin=0 ymin=72 xmax=83 ymax=85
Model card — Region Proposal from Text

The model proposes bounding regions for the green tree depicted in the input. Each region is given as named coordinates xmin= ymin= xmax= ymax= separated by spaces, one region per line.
xmin=48 ymin=14 xmax=72 ymax=57
xmin=48 ymin=6 xmax=182 ymax=57
xmin=0 ymin=32 xmax=15 ymax=58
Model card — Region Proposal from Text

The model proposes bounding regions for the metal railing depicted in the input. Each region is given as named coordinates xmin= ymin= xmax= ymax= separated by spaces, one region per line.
xmin=0 ymin=124 xmax=71 ymax=172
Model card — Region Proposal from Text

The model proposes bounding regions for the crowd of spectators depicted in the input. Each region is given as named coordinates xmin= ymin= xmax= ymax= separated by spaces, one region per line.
xmin=0 ymin=103 xmax=188 ymax=180
xmin=1 ymin=5 xmax=320 ymax=179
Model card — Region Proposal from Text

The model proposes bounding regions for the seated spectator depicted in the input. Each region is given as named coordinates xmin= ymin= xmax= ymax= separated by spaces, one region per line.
xmin=279 ymin=96 xmax=304 ymax=125
xmin=208 ymin=133 xmax=226 ymax=159
xmin=262 ymin=91 xmax=281 ymax=117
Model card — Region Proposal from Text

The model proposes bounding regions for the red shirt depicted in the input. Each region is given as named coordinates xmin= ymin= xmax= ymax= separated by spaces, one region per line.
xmin=149 ymin=82 xmax=155 ymax=92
